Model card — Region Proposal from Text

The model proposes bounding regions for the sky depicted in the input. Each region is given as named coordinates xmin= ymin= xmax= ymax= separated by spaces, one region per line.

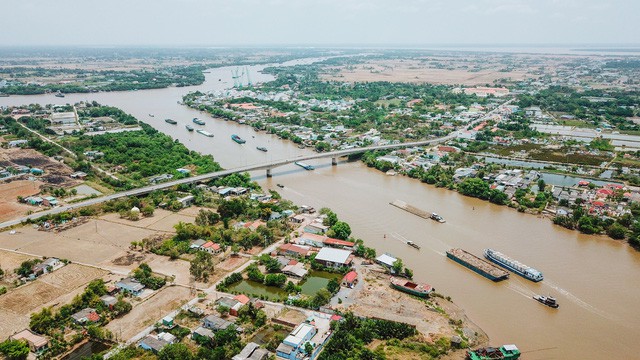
xmin=2 ymin=0 xmax=639 ymax=47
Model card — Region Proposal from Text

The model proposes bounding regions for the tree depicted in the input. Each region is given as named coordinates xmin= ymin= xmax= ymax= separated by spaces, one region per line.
xmin=537 ymin=179 xmax=546 ymax=192
xmin=322 ymin=211 xmax=338 ymax=227
xmin=190 ymin=251 xmax=214 ymax=282
xmin=158 ymin=343 xmax=195 ymax=360
xmin=217 ymin=304 xmax=230 ymax=317
xmin=0 ymin=339 xmax=29 ymax=360
xmin=304 ymin=342 xmax=314 ymax=355
xmin=403 ymin=267 xmax=414 ymax=279
xmin=29 ymin=307 xmax=54 ymax=334
xmin=330 ymin=221 xmax=351 ymax=240
xmin=327 ymin=278 xmax=340 ymax=294
xmin=195 ymin=209 xmax=220 ymax=227
xmin=457 ymin=178 xmax=490 ymax=199
xmin=392 ymin=259 xmax=403 ymax=275
xmin=607 ymin=222 xmax=627 ymax=240
xmin=141 ymin=205 xmax=154 ymax=217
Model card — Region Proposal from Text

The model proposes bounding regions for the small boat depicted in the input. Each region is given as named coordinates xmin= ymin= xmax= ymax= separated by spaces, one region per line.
xmin=533 ymin=295 xmax=559 ymax=308
xmin=231 ymin=134 xmax=246 ymax=144
xmin=430 ymin=213 xmax=445 ymax=223
xmin=196 ymin=129 xmax=213 ymax=137
xmin=148 ymin=114 xmax=154 ymax=117
xmin=54 ymin=91 xmax=65 ymax=98
xmin=295 ymin=161 xmax=314 ymax=170
xmin=256 ymin=146 xmax=268 ymax=152
xmin=193 ymin=118 xmax=205 ymax=125
xmin=390 ymin=277 xmax=433 ymax=298
xmin=406 ymin=241 xmax=420 ymax=249
xmin=0 ymin=93 xmax=9 ymax=97
xmin=277 ymin=184 xmax=284 ymax=188
xmin=466 ymin=345 xmax=521 ymax=360
xmin=165 ymin=119 xmax=177 ymax=125
xmin=185 ymin=124 xmax=194 ymax=132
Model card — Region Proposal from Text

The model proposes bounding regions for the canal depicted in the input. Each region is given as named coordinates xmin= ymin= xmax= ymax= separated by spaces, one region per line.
xmin=2 ymin=58 xmax=640 ymax=360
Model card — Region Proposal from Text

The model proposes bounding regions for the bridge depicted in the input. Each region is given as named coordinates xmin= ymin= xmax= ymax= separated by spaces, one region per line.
xmin=0 ymin=134 xmax=454 ymax=229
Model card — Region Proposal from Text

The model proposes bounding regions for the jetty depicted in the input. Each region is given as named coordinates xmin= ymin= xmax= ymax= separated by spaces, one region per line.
xmin=389 ymin=200 xmax=431 ymax=219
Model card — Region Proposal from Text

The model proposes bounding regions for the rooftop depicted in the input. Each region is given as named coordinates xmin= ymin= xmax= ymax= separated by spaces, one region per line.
xmin=315 ymin=247 xmax=352 ymax=265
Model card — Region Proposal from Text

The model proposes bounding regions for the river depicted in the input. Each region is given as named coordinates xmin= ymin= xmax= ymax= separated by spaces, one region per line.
xmin=2 ymin=58 xmax=640 ymax=359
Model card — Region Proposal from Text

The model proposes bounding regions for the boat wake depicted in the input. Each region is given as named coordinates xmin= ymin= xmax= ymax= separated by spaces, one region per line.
xmin=542 ymin=279 xmax=618 ymax=321
xmin=390 ymin=232 xmax=446 ymax=256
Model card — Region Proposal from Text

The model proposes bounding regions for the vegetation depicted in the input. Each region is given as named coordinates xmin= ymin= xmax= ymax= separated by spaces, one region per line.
xmin=0 ymin=339 xmax=29 ymax=360
xmin=318 ymin=312 xmax=419 ymax=360
xmin=190 ymin=251 xmax=215 ymax=282
xmin=133 ymin=263 xmax=166 ymax=290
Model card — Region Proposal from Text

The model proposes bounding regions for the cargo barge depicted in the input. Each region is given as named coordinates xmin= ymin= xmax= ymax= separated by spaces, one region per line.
xmin=390 ymin=277 xmax=434 ymax=298
xmin=484 ymin=248 xmax=543 ymax=282
xmin=295 ymin=161 xmax=314 ymax=170
xmin=447 ymin=248 xmax=509 ymax=281
xmin=196 ymin=129 xmax=213 ymax=137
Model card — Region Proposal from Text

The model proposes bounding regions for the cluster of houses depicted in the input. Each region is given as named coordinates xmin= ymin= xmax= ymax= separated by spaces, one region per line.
xmin=275 ymin=313 xmax=335 ymax=360
xmin=21 ymin=195 xmax=58 ymax=207
xmin=0 ymin=163 xmax=44 ymax=179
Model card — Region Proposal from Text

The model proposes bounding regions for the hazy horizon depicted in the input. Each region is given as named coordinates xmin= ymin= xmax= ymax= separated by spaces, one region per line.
xmin=3 ymin=0 xmax=639 ymax=47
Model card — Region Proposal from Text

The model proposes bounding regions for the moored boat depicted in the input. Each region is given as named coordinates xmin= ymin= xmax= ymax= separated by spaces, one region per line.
xmin=390 ymin=277 xmax=433 ymax=298
xmin=295 ymin=161 xmax=314 ymax=170
xmin=484 ymin=248 xmax=543 ymax=282
xmin=185 ymin=124 xmax=194 ymax=131
xmin=196 ymin=129 xmax=213 ymax=137
xmin=192 ymin=118 xmax=205 ymax=125
xmin=430 ymin=213 xmax=445 ymax=223
xmin=54 ymin=91 xmax=65 ymax=98
xmin=277 ymin=184 xmax=284 ymax=188
xmin=466 ymin=344 xmax=520 ymax=360
xmin=256 ymin=146 xmax=268 ymax=152
xmin=446 ymin=248 xmax=509 ymax=282
xmin=165 ymin=118 xmax=177 ymax=125
xmin=231 ymin=134 xmax=246 ymax=144
xmin=533 ymin=295 xmax=559 ymax=308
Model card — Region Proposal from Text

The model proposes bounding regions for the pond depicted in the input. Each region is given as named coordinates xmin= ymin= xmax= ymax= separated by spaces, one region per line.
xmin=61 ymin=341 xmax=110 ymax=360
xmin=229 ymin=270 xmax=343 ymax=300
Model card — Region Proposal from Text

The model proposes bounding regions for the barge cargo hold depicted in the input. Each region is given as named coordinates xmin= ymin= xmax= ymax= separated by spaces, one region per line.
xmin=390 ymin=277 xmax=433 ymax=298
xmin=447 ymin=248 xmax=509 ymax=282
xmin=196 ymin=129 xmax=214 ymax=137
xmin=484 ymin=248 xmax=543 ymax=282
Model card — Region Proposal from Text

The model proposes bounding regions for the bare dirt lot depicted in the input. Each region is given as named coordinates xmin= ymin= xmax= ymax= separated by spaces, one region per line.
xmin=334 ymin=266 xmax=486 ymax=345
xmin=0 ymin=148 xmax=80 ymax=188
xmin=0 ymin=263 xmax=107 ymax=339
xmin=321 ymin=59 xmax=532 ymax=86
xmin=106 ymin=285 xmax=192 ymax=341
xmin=0 ymin=179 xmax=42 ymax=223
xmin=0 ymin=250 xmax=35 ymax=288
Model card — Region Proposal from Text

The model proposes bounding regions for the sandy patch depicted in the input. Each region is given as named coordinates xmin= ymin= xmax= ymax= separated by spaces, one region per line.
xmin=105 ymin=285 xmax=192 ymax=341
xmin=0 ymin=180 xmax=42 ymax=223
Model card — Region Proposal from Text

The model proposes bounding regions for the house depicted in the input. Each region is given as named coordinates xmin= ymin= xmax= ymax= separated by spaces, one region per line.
xmin=116 ymin=277 xmax=145 ymax=295
xmin=202 ymin=241 xmax=222 ymax=254
xmin=322 ymin=238 xmax=355 ymax=249
xmin=190 ymin=239 xmax=206 ymax=249
xmin=276 ymin=323 xmax=317 ymax=360
xmin=282 ymin=262 xmax=308 ymax=278
xmin=524 ymin=106 xmax=543 ymax=118
xmin=234 ymin=294 xmax=251 ymax=306
xmin=8 ymin=139 xmax=28 ymax=147
xmin=314 ymin=248 xmax=353 ymax=268
xmin=376 ymin=253 xmax=398 ymax=269
xmin=217 ymin=297 xmax=244 ymax=316
xmin=203 ymin=314 xmax=243 ymax=332
xmin=25 ymin=196 xmax=43 ymax=206
xmin=71 ymin=308 xmax=100 ymax=324
xmin=100 ymin=295 xmax=117 ymax=309
xmin=70 ymin=171 xmax=87 ymax=179
xmin=32 ymin=258 xmax=62 ymax=275
xmin=289 ymin=214 xmax=305 ymax=224
xmin=304 ymin=222 xmax=329 ymax=234
xmin=162 ymin=316 xmax=174 ymax=327
xmin=10 ymin=329 xmax=48 ymax=353
xmin=342 ymin=271 xmax=358 ymax=288
xmin=139 ymin=335 xmax=169 ymax=353
xmin=42 ymin=196 xmax=57 ymax=206
xmin=177 ymin=195 xmax=195 ymax=207
xmin=157 ymin=332 xmax=177 ymax=344
xmin=233 ymin=342 xmax=270 ymax=360
xmin=192 ymin=326 xmax=215 ymax=341
xmin=30 ymin=168 xmax=44 ymax=175
xmin=278 ymin=243 xmax=310 ymax=258
xmin=297 ymin=232 xmax=327 ymax=247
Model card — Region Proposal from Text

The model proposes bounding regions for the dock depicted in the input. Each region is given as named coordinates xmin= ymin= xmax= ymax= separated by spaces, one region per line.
xmin=447 ymin=248 xmax=509 ymax=281
xmin=389 ymin=200 xmax=431 ymax=219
